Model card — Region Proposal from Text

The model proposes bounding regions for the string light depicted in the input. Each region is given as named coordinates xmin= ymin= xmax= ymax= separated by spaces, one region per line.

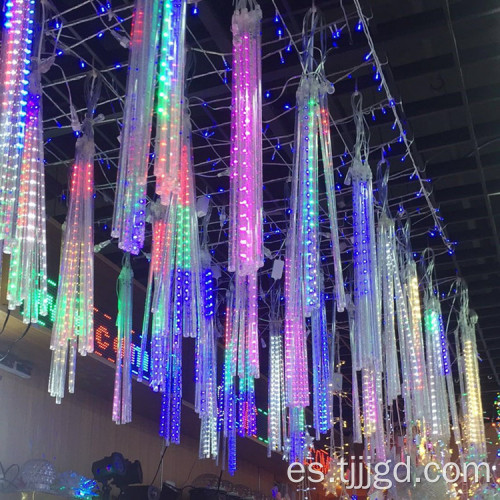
xmin=284 ymin=13 xmax=348 ymax=459
xmin=318 ymin=91 xmax=345 ymax=312
xmin=154 ymin=0 xmax=188 ymax=198
xmin=424 ymin=284 xmax=451 ymax=446
xmin=460 ymin=294 xmax=487 ymax=463
xmin=267 ymin=293 xmax=285 ymax=457
xmin=405 ymin=259 xmax=429 ymax=422
xmin=377 ymin=213 xmax=401 ymax=404
xmin=112 ymin=0 xmax=162 ymax=254
xmin=173 ymin=124 xmax=201 ymax=340
xmin=162 ymin=107 xmax=203 ymax=444
xmin=223 ymin=0 xmax=263 ymax=474
xmin=0 ymin=0 xmax=35 ymax=244
xmin=195 ymin=265 xmax=218 ymax=459
xmin=140 ymin=200 xmax=173 ymax=388
xmin=348 ymin=91 xmax=385 ymax=462
xmin=6 ymin=59 xmax=48 ymax=324
xmin=221 ymin=294 xmax=238 ymax=475
xmin=144 ymin=105 xmax=202 ymax=445
xmin=112 ymin=255 xmax=134 ymax=424
xmin=36 ymin=0 xmax=484 ymax=479
xmin=311 ymin=285 xmax=332 ymax=437
xmin=49 ymin=76 xmax=101 ymax=403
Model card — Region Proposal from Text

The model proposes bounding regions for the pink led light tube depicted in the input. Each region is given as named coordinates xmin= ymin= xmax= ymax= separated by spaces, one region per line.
xmin=228 ymin=1 xmax=263 ymax=277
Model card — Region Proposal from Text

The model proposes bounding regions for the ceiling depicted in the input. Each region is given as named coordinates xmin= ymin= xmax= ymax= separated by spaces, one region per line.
xmin=36 ymin=0 xmax=500 ymax=423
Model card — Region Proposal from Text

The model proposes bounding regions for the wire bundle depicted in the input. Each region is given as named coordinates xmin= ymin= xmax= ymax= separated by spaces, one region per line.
xmin=172 ymin=115 xmax=202 ymax=340
xmin=147 ymin=201 xmax=176 ymax=392
xmin=348 ymin=91 xmax=385 ymax=462
xmin=112 ymin=0 xmax=162 ymax=255
xmin=140 ymin=107 xmax=203 ymax=445
xmin=49 ymin=76 xmax=101 ymax=403
xmin=222 ymin=0 xmax=263 ymax=474
xmin=0 ymin=0 xmax=35 ymax=244
xmin=6 ymin=60 xmax=48 ymax=324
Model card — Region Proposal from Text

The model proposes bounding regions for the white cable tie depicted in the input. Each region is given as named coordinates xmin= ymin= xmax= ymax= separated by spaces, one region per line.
xmin=70 ymin=104 xmax=81 ymax=132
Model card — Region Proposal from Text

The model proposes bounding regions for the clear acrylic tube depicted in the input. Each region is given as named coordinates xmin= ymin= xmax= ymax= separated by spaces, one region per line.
xmin=228 ymin=3 xmax=263 ymax=276
xmin=423 ymin=297 xmax=450 ymax=446
xmin=267 ymin=316 xmax=285 ymax=457
xmin=196 ymin=270 xmax=218 ymax=460
xmin=154 ymin=0 xmax=188 ymax=199
xmin=317 ymin=91 xmax=345 ymax=312
xmin=112 ymin=255 xmax=134 ymax=425
xmin=49 ymin=77 xmax=100 ymax=402
xmin=405 ymin=259 xmax=430 ymax=422
xmin=6 ymin=61 xmax=48 ymax=323
xmin=222 ymin=2 xmax=263 ymax=473
xmin=112 ymin=0 xmax=162 ymax=254
xmin=459 ymin=293 xmax=487 ymax=462
xmin=0 ymin=0 xmax=35 ymax=243
xmin=349 ymin=92 xmax=385 ymax=461
xmin=377 ymin=214 xmax=400 ymax=404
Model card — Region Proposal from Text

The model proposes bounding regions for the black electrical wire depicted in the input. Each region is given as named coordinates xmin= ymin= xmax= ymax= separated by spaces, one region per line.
xmin=0 ymin=461 xmax=20 ymax=493
xmin=0 ymin=323 xmax=31 ymax=363
xmin=150 ymin=445 xmax=168 ymax=487
xmin=0 ymin=310 xmax=11 ymax=336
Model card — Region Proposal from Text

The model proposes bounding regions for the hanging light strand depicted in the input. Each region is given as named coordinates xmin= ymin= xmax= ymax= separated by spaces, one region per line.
xmin=112 ymin=254 xmax=134 ymax=425
xmin=144 ymin=200 xmax=176 ymax=390
xmin=422 ymin=257 xmax=451 ymax=453
xmin=6 ymin=59 xmax=48 ymax=323
xmin=49 ymin=75 xmax=101 ymax=403
xmin=317 ymin=89 xmax=345 ymax=312
xmin=222 ymin=0 xmax=263 ymax=473
xmin=267 ymin=300 xmax=286 ymax=457
xmin=347 ymin=91 xmax=385 ymax=462
xmin=162 ymin=107 xmax=204 ymax=444
xmin=377 ymin=213 xmax=401 ymax=405
xmin=405 ymin=258 xmax=429 ymax=423
xmin=112 ymin=0 xmax=162 ymax=254
xmin=311 ymin=281 xmax=332 ymax=438
xmin=0 ymin=0 xmax=35 ymax=243
xmin=173 ymin=111 xmax=203 ymax=339
xmin=196 ymin=264 xmax=218 ymax=460
xmin=154 ymin=0 xmax=188 ymax=199
xmin=459 ymin=289 xmax=487 ymax=463
xmin=228 ymin=0 xmax=263 ymax=278
xmin=221 ymin=292 xmax=238 ymax=475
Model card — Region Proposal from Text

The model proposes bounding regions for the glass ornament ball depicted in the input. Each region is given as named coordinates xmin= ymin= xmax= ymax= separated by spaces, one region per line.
xmin=21 ymin=459 xmax=56 ymax=491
